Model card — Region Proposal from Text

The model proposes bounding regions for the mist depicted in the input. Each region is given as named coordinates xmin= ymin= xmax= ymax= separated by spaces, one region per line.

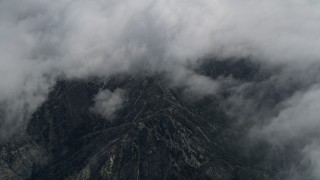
xmin=91 ymin=88 xmax=126 ymax=120
xmin=1 ymin=0 xmax=320 ymax=178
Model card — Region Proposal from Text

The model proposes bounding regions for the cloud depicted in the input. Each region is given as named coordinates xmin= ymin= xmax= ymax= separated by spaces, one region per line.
xmin=1 ymin=0 xmax=320 ymax=177
xmin=304 ymin=144 xmax=320 ymax=179
xmin=90 ymin=89 xmax=125 ymax=120
xmin=246 ymin=85 xmax=320 ymax=179
xmin=257 ymin=86 xmax=320 ymax=143
xmin=219 ymin=67 xmax=320 ymax=179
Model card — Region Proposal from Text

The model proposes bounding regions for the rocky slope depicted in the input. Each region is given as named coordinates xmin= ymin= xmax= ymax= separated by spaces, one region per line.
xmin=0 ymin=60 xmax=275 ymax=180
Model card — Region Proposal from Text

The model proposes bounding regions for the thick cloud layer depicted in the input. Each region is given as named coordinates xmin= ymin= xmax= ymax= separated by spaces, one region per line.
xmin=1 ymin=0 xmax=320 ymax=178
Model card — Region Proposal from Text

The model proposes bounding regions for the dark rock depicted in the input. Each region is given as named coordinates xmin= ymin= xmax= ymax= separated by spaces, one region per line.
xmin=0 ymin=61 xmax=273 ymax=180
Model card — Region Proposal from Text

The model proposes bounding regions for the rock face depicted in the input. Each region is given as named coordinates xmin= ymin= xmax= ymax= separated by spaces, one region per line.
xmin=0 ymin=60 xmax=272 ymax=180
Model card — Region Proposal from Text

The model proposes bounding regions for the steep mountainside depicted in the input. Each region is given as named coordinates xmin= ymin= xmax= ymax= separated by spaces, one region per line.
xmin=0 ymin=60 xmax=275 ymax=180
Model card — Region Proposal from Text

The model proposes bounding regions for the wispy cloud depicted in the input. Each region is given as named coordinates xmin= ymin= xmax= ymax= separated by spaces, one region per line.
xmin=1 ymin=1 xmax=320 ymax=178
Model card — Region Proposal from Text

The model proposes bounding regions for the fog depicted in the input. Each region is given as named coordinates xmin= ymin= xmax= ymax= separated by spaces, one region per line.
xmin=1 ymin=0 xmax=320 ymax=178
xmin=91 ymin=88 xmax=125 ymax=120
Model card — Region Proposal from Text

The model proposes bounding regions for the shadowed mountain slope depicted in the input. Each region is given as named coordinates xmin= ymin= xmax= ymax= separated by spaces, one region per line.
xmin=0 ymin=60 xmax=275 ymax=180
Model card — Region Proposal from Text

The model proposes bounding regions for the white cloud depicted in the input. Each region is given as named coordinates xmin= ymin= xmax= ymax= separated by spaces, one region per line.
xmin=1 ymin=2 xmax=320 ymax=176
xmin=90 ymin=89 xmax=125 ymax=120
xmin=257 ymin=87 xmax=320 ymax=142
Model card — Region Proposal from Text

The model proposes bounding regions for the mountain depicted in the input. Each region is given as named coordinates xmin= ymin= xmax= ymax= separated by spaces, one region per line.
xmin=0 ymin=59 xmax=275 ymax=180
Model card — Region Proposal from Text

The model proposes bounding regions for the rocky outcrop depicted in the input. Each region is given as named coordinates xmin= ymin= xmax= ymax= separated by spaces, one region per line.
xmin=0 ymin=61 xmax=272 ymax=180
